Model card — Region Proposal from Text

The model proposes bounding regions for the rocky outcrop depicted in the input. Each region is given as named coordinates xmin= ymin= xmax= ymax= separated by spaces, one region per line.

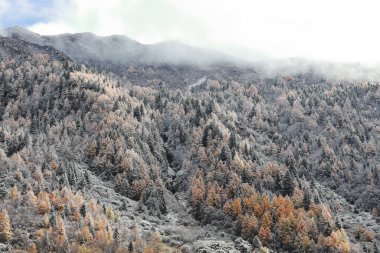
xmin=0 ymin=243 xmax=9 ymax=252
xmin=192 ymin=240 xmax=239 ymax=253
xmin=234 ymin=237 xmax=253 ymax=253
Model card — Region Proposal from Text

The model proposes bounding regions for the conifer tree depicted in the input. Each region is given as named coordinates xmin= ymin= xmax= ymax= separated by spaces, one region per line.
xmin=0 ymin=209 xmax=12 ymax=242
xmin=303 ymin=189 xmax=311 ymax=210
xmin=374 ymin=242 xmax=379 ymax=253
xmin=220 ymin=146 xmax=232 ymax=164
xmin=55 ymin=215 xmax=68 ymax=250
xmin=28 ymin=243 xmax=37 ymax=253
xmin=9 ymin=185 xmax=20 ymax=200
xmin=80 ymin=204 xmax=86 ymax=217
xmin=113 ymin=227 xmax=119 ymax=243
xmin=282 ymin=171 xmax=294 ymax=196
xmin=128 ymin=241 xmax=134 ymax=253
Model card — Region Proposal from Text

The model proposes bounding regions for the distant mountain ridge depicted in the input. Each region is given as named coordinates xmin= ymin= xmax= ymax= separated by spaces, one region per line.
xmin=1 ymin=26 xmax=240 ymax=66
xmin=0 ymin=35 xmax=70 ymax=62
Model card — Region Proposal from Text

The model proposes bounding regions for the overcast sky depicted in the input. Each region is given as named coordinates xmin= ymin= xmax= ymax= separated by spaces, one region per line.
xmin=1 ymin=0 xmax=380 ymax=63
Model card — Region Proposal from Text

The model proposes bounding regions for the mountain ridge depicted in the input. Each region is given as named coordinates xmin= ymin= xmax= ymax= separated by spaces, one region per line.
xmin=1 ymin=26 xmax=241 ymax=66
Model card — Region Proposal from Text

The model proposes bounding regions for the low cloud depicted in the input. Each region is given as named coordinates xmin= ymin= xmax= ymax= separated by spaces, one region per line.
xmin=255 ymin=58 xmax=380 ymax=82
xmin=2 ymin=0 xmax=380 ymax=64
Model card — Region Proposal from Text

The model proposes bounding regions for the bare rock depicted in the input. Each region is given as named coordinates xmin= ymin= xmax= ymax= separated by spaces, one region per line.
xmin=234 ymin=237 xmax=252 ymax=253
xmin=252 ymin=236 xmax=263 ymax=249
xmin=0 ymin=243 xmax=9 ymax=251
xmin=192 ymin=240 xmax=239 ymax=253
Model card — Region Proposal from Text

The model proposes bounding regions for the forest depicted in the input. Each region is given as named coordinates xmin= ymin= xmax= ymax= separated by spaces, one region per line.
xmin=0 ymin=48 xmax=379 ymax=252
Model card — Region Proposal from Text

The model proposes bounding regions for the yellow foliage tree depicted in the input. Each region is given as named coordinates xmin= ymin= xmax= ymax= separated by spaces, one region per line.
xmin=72 ymin=208 xmax=80 ymax=222
xmin=55 ymin=216 xmax=68 ymax=249
xmin=144 ymin=232 xmax=164 ymax=253
xmin=325 ymin=229 xmax=350 ymax=253
xmin=206 ymin=181 xmax=222 ymax=208
xmin=191 ymin=176 xmax=205 ymax=205
xmin=223 ymin=198 xmax=242 ymax=218
xmin=10 ymin=185 xmax=20 ymax=200
xmin=106 ymin=206 xmax=117 ymax=221
xmin=0 ymin=209 xmax=12 ymax=242
xmin=276 ymin=216 xmax=294 ymax=248
xmin=88 ymin=139 xmax=98 ymax=158
xmin=27 ymin=243 xmax=37 ymax=253
xmin=258 ymin=226 xmax=272 ymax=244
xmin=37 ymin=199 xmax=51 ymax=215
xmin=241 ymin=214 xmax=259 ymax=239
xmin=80 ymin=225 xmax=93 ymax=242
xmin=37 ymin=191 xmax=51 ymax=215
xmin=261 ymin=211 xmax=271 ymax=229
xmin=27 ymin=189 xmax=37 ymax=207
xmin=244 ymin=193 xmax=256 ymax=214
xmin=95 ymin=228 xmax=110 ymax=247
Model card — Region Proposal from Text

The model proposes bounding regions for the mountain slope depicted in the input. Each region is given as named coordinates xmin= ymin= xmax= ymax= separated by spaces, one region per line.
xmin=0 ymin=35 xmax=70 ymax=62
xmin=2 ymin=26 xmax=238 ymax=66
xmin=0 ymin=29 xmax=379 ymax=253
xmin=1 ymin=27 xmax=252 ymax=89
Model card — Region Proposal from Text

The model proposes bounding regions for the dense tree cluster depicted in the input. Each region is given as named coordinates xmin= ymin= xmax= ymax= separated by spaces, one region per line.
xmin=0 ymin=53 xmax=378 ymax=252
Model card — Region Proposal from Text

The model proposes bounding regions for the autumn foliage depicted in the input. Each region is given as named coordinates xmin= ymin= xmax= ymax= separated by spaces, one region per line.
xmin=0 ymin=209 xmax=12 ymax=242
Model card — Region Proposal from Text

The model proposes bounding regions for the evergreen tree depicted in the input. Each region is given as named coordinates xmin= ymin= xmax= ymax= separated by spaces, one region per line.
xmin=113 ymin=227 xmax=119 ymax=243
xmin=139 ymin=104 xmax=145 ymax=116
xmin=303 ymin=189 xmax=311 ymax=210
xmin=133 ymin=107 xmax=141 ymax=122
xmin=374 ymin=242 xmax=379 ymax=253
xmin=282 ymin=171 xmax=294 ymax=196
xmin=274 ymin=172 xmax=282 ymax=193
xmin=0 ymin=131 xmax=4 ymax=143
xmin=30 ymin=116 xmax=39 ymax=134
xmin=121 ymin=200 xmax=128 ymax=211
xmin=112 ymin=101 xmax=119 ymax=111
xmin=80 ymin=204 xmax=86 ymax=217
xmin=220 ymin=146 xmax=232 ymax=164
xmin=49 ymin=213 xmax=56 ymax=227
xmin=41 ymin=161 xmax=47 ymax=172
xmin=229 ymin=133 xmax=239 ymax=151
xmin=84 ymin=170 xmax=91 ymax=185
xmin=128 ymin=241 xmax=134 ymax=253
xmin=335 ymin=216 xmax=342 ymax=229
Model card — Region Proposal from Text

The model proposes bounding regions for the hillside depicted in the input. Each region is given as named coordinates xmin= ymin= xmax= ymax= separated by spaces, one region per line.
xmin=0 ymin=34 xmax=379 ymax=252
xmin=3 ymin=26 xmax=234 ymax=65
xmin=0 ymin=35 xmax=70 ymax=62
xmin=1 ymin=27 xmax=255 ymax=89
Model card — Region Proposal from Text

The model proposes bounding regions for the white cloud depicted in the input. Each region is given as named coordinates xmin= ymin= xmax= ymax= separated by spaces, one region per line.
xmin=0 ymin=0 xmax=60 ymax=28
xmin=0 ymin=0 xmax=10 ymax=13
xmin=13 ymin=0 xmax=380 ymax=63
xmin=0 ymin=0 xmax=11 ymax=28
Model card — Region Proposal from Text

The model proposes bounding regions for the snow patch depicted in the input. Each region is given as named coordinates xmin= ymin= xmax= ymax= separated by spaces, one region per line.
xmin=188 ymin=77 xmax=207 ymax=90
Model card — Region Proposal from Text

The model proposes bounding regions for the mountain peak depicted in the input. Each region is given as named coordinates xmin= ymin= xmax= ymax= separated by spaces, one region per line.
xmin=3 ymin=26 xmax=39 ymax=36
xmin=2 ymin=26 xmax=44 ymax=44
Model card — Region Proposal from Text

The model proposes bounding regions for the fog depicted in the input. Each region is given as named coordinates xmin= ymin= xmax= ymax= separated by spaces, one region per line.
xmin=2 ymin=25 xmax=380 ymax=82
xmin=255 ymin=58 xmax=380 ymax=82
xmin=1 ymin=0 xmax=380 ymax=64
